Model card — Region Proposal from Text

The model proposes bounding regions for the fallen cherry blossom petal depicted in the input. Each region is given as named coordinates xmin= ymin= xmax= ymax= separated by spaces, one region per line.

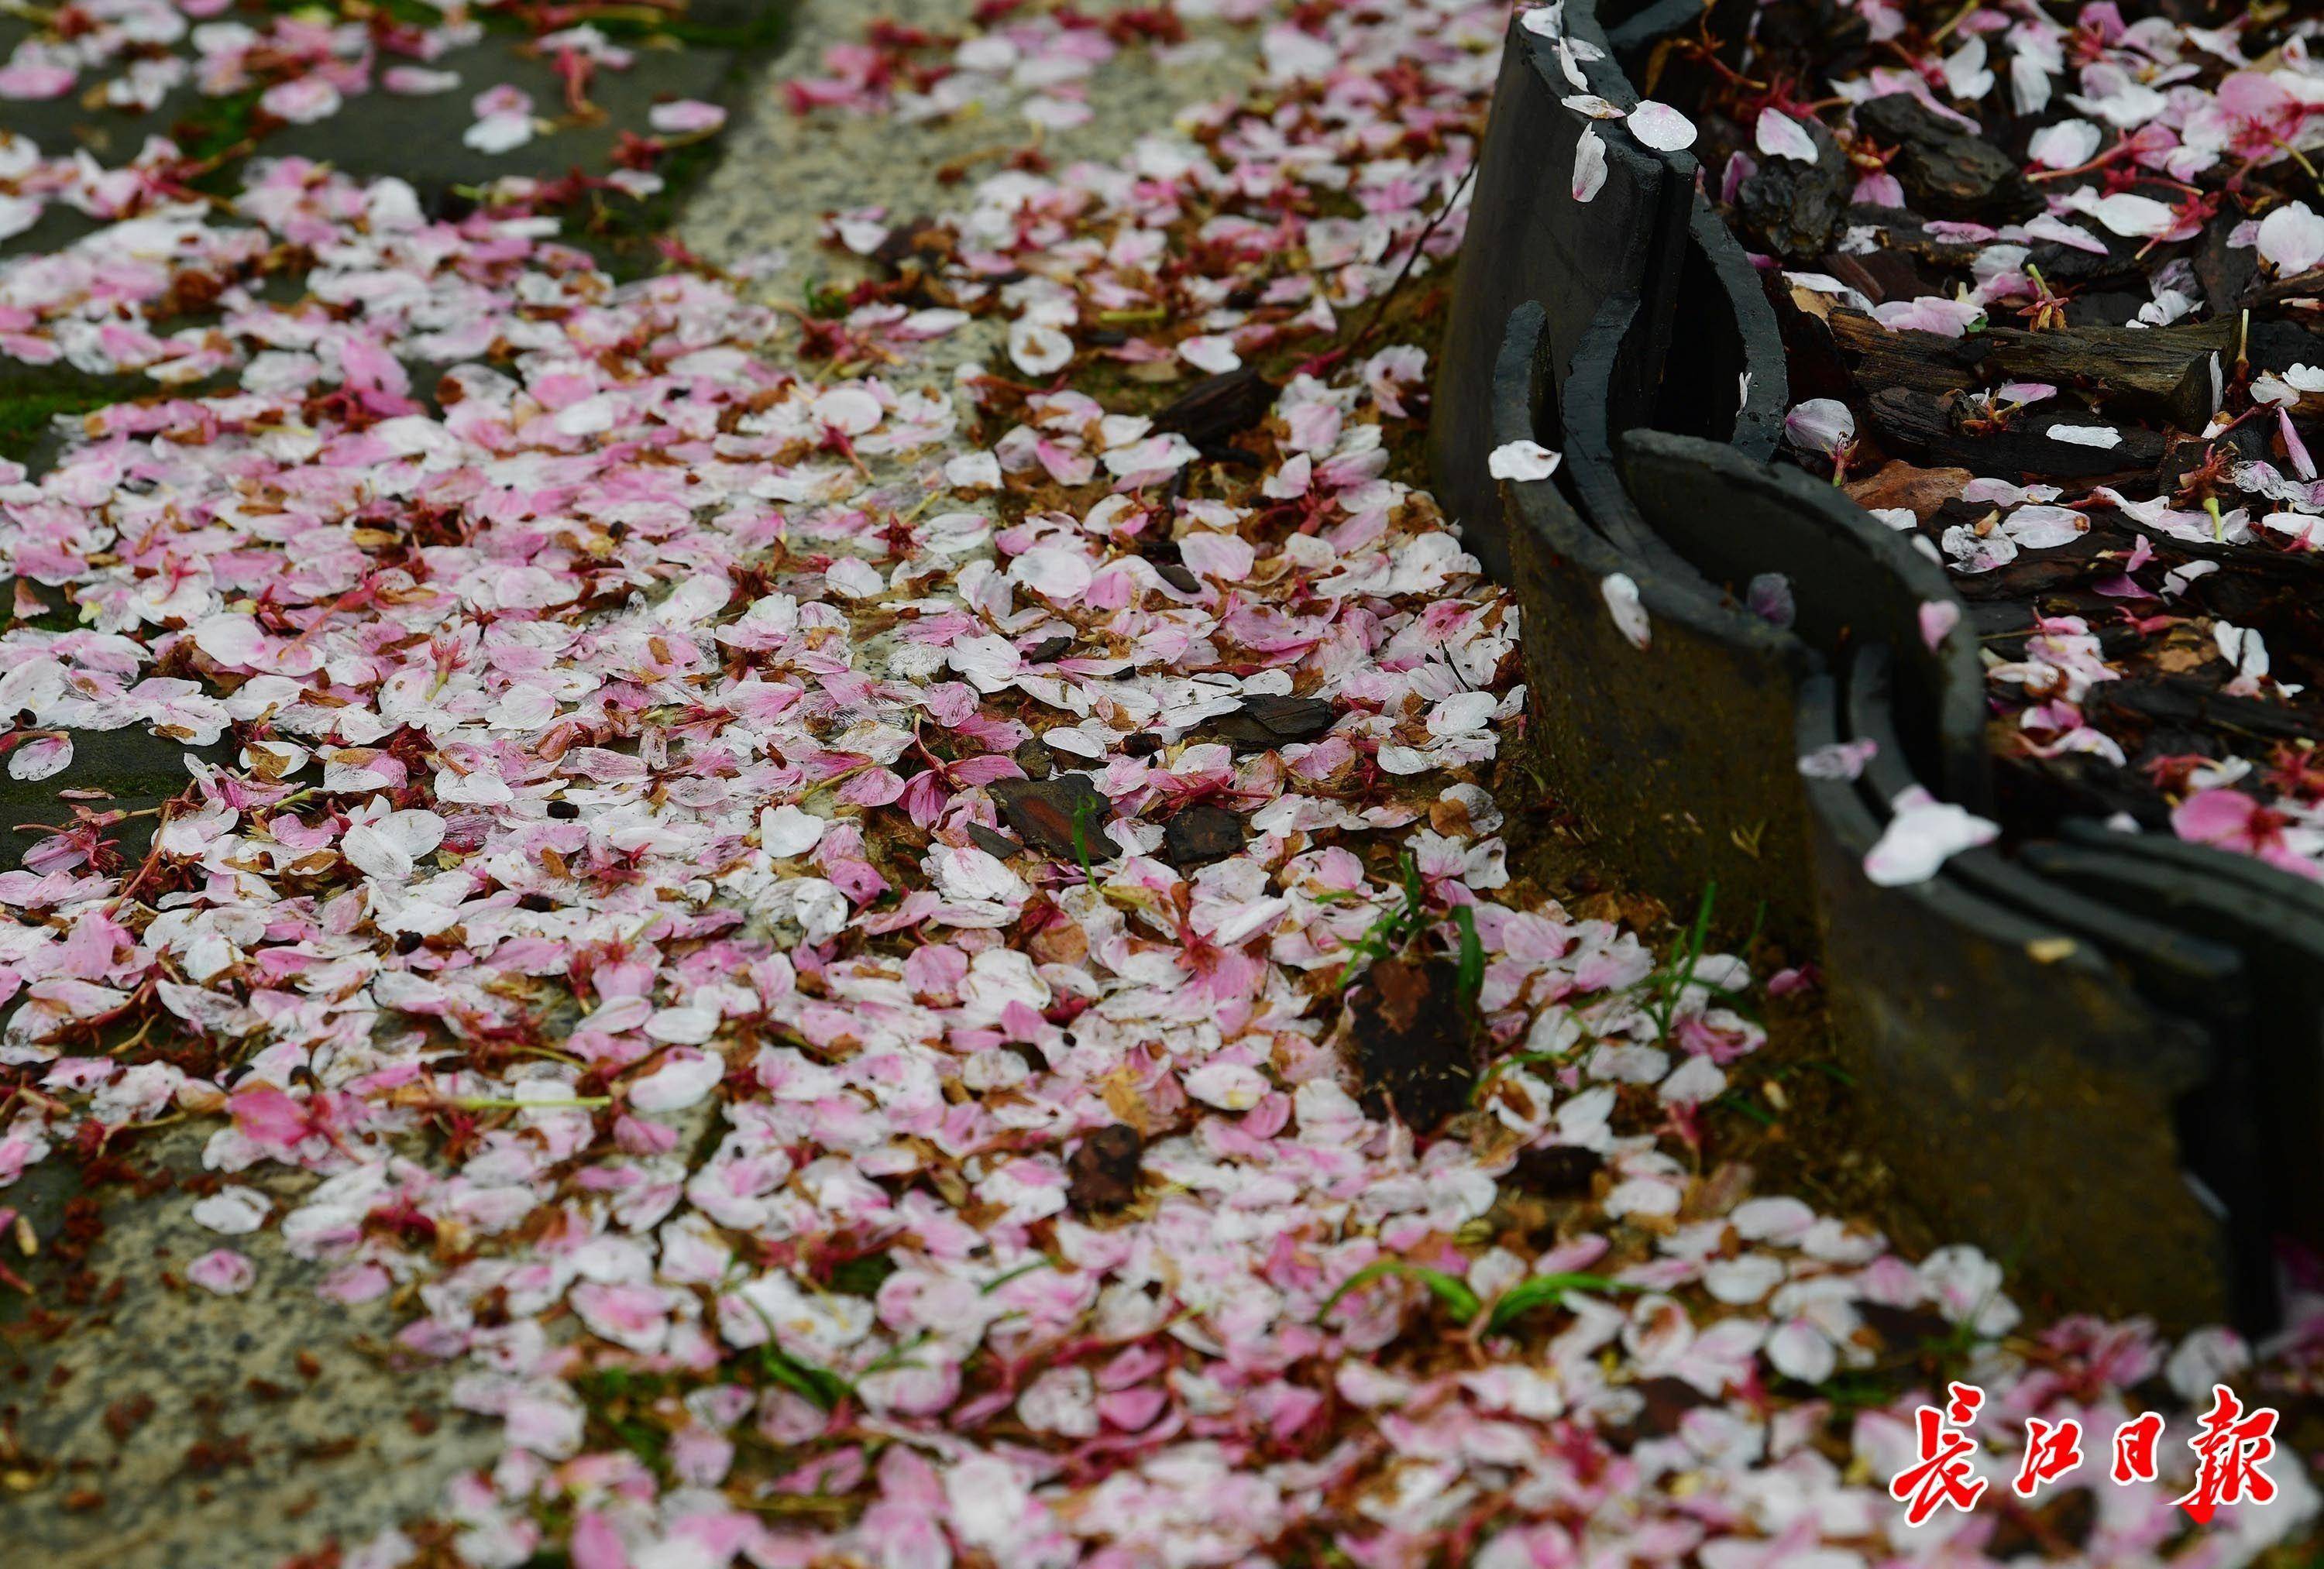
xmin=1626 ymin=99 xmax=1697 ymax=151
xmin=1487 ymin=440 xmax=1562 ymax=481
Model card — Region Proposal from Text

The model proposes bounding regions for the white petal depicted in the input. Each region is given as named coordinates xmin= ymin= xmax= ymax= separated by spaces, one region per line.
xmin=760 ymin=805 xmax=828 ymax=858
xmin=1732 ymin=1196 xmax=1816 ymax=1241
xmin=1601 ymin=572 xmax=1650 ymax=650
xmin=2002 ymin=503 xmax=2087 ymax=547
xmin=645 ymin=1007 xmax=719 ymax=1045
xmin=1487 ymin=440 xmax=1562 ymax=482
xmin=194 ymin=613 xmax=266 ymax=667
xmin=1552 ymin=38 xmax=1588 ymax=91
xmin=1703 ymin=1254 xmax=1786 ymax=1304
xmin=342 ymin=822 xmax=412 ymax=881
xmin=2027 ymin=118 xmax=2102 ymax=170
xmin=1783 ymin=398 xmax=1855 ymax=457
xmin=2086 ymin=191 xmax=2176 ymax=239
xmin=1427 ymin=691 xmax=1498 ymax=736
xmin=2216 ymin=620 xmax=2270 ymax=678
xmin=648 ymin=99 xmax=727 ymax=136
xmin=1184 ymin=1061 xmax=1268 ymax=1111
xmin=1180 ymin=334 xmax=1241 ymax=373
xmin=380 ymin=809 xmax=446 ymax=860
xmin=1572 ymin=125 xmax=1607 ymax=202
xmin=629 ymin=1050 xmax=724 ymax=1113
xmin=191 ymin=1186 xmax=271 ymax=1235
xmin=1941 ymin=37 xmax=1993 ymax=101
xmin=1768 ymin=1320 xmax=1838 ymax=1384
xmin=1626 ymin=100 xmax=1697 ymax=152
xmin=1798 ymin=740 xmax=1877 ymax=781
xmin=2009 ymin=49 xmax=2054 ymax=115
xmin=462 ymin=112 xmax=535 ymax=154
xmin=1009 ymin=546 xmax=1095 ymax=603
xmin=813 ymin=386 xmax=883 ymax=435
xmin=1863 ymin=791 xmax=1999 ymax=886
xmin=2259 ymin=201 xmax=2324 ymax=278
xmin=1007 ymin=319 xmax=1074 ymax=376
xmin=7 ymin=734 xmax=70 ymax=781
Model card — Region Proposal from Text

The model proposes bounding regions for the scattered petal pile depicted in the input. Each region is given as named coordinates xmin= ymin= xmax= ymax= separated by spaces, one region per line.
xmin=1 ymin=2 xmax=2320 ymax=1567
xmin=1723 ymin=0 xmax=2324 ymax=878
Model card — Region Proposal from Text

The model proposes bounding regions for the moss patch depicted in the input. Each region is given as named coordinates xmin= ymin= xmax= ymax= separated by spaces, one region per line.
xmin=0 ymin=385 xmax=119 ymax=468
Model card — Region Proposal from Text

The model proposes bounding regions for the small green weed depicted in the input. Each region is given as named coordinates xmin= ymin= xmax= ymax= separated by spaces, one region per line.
xmin=1317 ymin=1260 xmax=1642 ymax=1335
xmin=1637 ymin=883 xmax=1764 ymax=1040
xmin=1068 ymin=794 xmax=1102 ymax=888
xmin=1483 ymin=1272 xmax=1638 ymax=1335
xmin=1316 ymin=1260 xmax=1480 ymax=1324
xmin=1333 ymin=852 xmax=1431 ymax=987
xmin=758 ymin=1344 xmax=853 ymax=1411
xmin=1452 ymin=904 xmax=1483 ymax=1008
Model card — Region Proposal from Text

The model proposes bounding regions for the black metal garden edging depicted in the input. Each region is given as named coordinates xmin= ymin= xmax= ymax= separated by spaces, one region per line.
xmin=1441 ymin=0 xmax=2324 ymax=1331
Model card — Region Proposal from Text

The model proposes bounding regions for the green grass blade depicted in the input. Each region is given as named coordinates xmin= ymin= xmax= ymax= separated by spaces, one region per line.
xmin=758 ymin=1344 xmax=854 ymax=1411
xmin=1315 ymin=1260 xmax=1483 ymax=1324
xmin=1483 ymin=1272 xmax=1638 ymax=1335
xmin=1452 ymin=905 xmax=1483 ymax=1008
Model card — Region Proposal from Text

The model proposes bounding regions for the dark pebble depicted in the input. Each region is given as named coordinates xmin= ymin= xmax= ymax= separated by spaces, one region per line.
xmin=1202 ymin=695 xmax=1339 ymax=752
xmin=990 ymin=774 xmax=1111 ymax=860
xmin=1162 ymin=804 xmax=1246 ymax=870
xmin=1514 ymin=1143 xmax=1604 ymax=1198
xmin=1067 ymin=1124 xmax=1144 ymax=1214
xmin=967 ymin=823 xmax=1023 ymax=860
xmin=1013 ymin=736 xmax=1056 ymax=778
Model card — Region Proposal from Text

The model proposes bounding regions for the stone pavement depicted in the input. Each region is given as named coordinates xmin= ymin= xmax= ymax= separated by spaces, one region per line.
xmin=2 ymin=6 xmax=779 ymax=1563
xmin=0 ymin=2 xmax=1216 ymax=1549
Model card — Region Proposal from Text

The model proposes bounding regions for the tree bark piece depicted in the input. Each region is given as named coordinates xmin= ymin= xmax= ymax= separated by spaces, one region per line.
xmin=1864 ymin=386 xmax=2167 ymax=478
xmin=1827 ymin=309 xmax=1987 ymax=397
xmin=1982 ymin=321 xmax=2233 ymax=430
xmin=1855 ymin=95 xmax=2038 ymax=222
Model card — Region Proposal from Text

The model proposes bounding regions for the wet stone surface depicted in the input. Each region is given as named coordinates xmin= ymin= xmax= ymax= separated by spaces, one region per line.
xmin=0 ymin=5 xmax=779 ymax=1560
xmin=0 ymin=2 xmax=783 ymax=492
xmin=2 ymin=1128 xmax=498 ymax=1569
xmin=0 ymin=728 xmax=232 ymax=872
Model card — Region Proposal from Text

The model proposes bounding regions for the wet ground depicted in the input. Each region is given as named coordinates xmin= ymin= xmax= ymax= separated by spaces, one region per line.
xmin=1 ymin=7 xmax=781 ymax=1561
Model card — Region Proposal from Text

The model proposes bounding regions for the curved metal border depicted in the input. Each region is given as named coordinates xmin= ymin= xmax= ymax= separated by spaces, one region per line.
xmin=1449 ymin=0 xmax=2324 ymax=1330
xmin=1433 ymin=0 xmax=1786 ymax=579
